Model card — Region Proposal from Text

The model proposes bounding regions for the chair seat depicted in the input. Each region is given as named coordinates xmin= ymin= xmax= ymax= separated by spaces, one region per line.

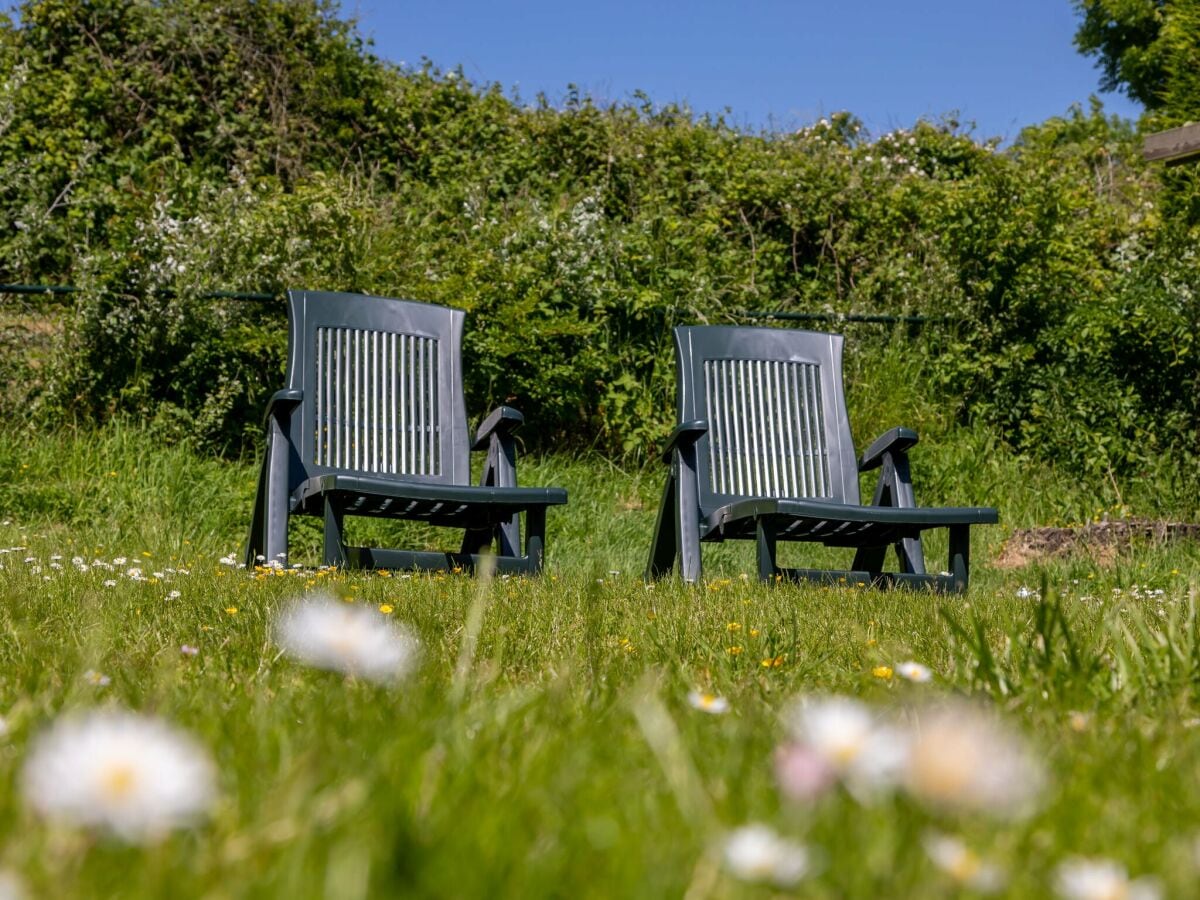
xmin=293 ymin=474 xmax=568 ymax=528
xmin=703 ymin=498 xmax=999 ymax=547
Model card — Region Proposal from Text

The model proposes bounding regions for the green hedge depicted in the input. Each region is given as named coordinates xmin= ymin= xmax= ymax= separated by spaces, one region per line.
xmin=1 ymin=0 xmax=1197 ymax=478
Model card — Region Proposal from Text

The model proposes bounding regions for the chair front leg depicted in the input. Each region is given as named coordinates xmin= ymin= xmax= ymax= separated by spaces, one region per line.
xmin=259 ymin=416 xmax=292 ymax=568
xmin=524 ymin=506 xmax=546 ymax=572
xmin=674 ymin=447 xmax=703 ymax=584
xmin=460 ymin=526 xmax=493 ymax=556
xmin=866 ymin=451 xmax=927 ymax=575
xmin=481 ymin=432 xmax=521 ymax=558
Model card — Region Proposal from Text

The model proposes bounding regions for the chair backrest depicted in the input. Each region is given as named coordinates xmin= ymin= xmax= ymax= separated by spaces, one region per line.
xmin=282 ymin=290 xmax=471 ymax=491
xmin=672 ymin=325 xmax=860 ymax=510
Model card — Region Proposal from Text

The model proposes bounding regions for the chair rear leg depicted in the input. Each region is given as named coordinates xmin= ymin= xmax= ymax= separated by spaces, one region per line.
xmin=323 ymin=498 xmax=348 ymax=568
xmin=894 ymin=535 xmax=927 ymax=575
xmin=948 ymin=524 xmax=970 ymax=593
xmin=498 ymin=517 xmax=520 ymax=558
xmin=646 ymin=473 xmax=680 ymax=580
xmin=756 ymin=518 xmax=778 ymax=583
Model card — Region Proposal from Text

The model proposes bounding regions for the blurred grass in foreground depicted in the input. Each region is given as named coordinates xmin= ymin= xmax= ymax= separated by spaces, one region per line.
xmin=0 ymin=422 xmax=1197 ymax=896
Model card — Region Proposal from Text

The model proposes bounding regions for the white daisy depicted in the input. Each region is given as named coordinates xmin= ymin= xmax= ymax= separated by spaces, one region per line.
xmin=686 ymin=691 xmax=730 ymax=715
xmin=274 ymin=595 xmax=420 ymax=684
xmin=896 ymin=661 xmax=933 ymax=683
xmin=773 ymin=741 xmax=836 ymax=802
xmin=0 ymin=869 xmax=24 ymax=900
xmin=904 ymin=702 xmax=1046 ymax=819
xmin=1054 ymin=858 xmax=1162 ymax=900
xmin=83 ymin=670 xmax=111 ymax=687
xmin=21 ymin=711 xmax=216 ymax=842
xmin=721 ymin=824 xmax=811 ymax=887
xmin=923 ymin=831 xmax=1005 ymax=893
xmin=782 ymin=695 xmax=907 ymax=798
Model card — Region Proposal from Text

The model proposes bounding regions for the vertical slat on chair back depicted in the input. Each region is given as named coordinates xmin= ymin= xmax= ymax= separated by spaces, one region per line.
xmin=702 ymin=358 xmax=831 ymax=499
xmin=284 ymin=291 xmax=469 ymax=489
xmin=675 ymin=326 xmax=860 ymax=509
xmin=312 ymin=328 xmax=441 ymax=477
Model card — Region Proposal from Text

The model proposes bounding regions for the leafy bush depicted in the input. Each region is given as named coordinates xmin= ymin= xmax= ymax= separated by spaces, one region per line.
xmin=0 ymin=0 xmax=1197 ymax=480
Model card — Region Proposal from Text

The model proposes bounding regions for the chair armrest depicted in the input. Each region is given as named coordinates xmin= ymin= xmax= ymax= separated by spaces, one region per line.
xmin=859 ymin=427 xmax=919 ymax=471
xmin=471 ymin=406 xmax=525 ymax=451
xmin=661 ymin=420 xmax=708 ymax=463
xmin=263 ymin=389 xmax=303 ymax=426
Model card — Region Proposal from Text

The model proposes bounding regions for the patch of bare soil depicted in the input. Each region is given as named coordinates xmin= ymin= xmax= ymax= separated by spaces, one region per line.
xmin=994 ymin=518 xmax=1200 ymax=569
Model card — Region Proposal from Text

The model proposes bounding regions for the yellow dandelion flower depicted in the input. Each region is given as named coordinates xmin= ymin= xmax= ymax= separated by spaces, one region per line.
xmin=872 ymin=666 xmax=893 ymax=680
xmin=726 ymin=622 xmax=742 ymax=632
xmin=379 ymin=604 xmax=394 ymax=614
xmin=728 ymin=646 xmax=744 ymax=656
xmin=749 ymin=628 xmax=760 ymax=638
xmin=224 ymin=607 xmax=238 ymax=616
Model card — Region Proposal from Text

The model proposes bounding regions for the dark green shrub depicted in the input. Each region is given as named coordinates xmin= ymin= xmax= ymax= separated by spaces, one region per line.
xmin=1 ymin=0 xmax=1197 ymax=480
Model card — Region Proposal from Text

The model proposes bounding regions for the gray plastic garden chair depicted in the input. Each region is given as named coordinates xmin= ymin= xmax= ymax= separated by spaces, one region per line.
xmin=245 ymin=290 xmax=567 ymax=573
xmin=646 ymin=325 xmax=997 ymax=591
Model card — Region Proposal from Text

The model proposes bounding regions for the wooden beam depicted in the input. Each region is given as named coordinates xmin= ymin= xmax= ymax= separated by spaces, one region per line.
xmin=1143 ymin=122 xmax=1200 ymax=164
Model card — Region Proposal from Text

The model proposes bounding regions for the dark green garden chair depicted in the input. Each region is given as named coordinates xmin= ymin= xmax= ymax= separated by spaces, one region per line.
xmin=245 ymin=290 xmax=567 ymax=573
xmin=646 ymin=325 xmax=997 ymax=592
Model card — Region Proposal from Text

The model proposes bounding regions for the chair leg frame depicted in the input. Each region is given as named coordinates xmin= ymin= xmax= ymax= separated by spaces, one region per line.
xmin=245 ymin=413 xmax=293 ymax=568
xmin=320 ymin=496 xmax=550 ymax=575
xmin=475 ymin=430 xmax=522 ymax=557
xmin=645 ymin=443 xmax=703 ymax=583
xmin=250 ymin=413 xmax=551 ymax=575
xmin=648 ymin=445 xmax=975 ymax=593
xmin=754 ymin=519 xmax=973 ymax=593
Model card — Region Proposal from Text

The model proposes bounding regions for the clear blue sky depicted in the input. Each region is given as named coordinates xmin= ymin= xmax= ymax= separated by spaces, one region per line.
xmin=350 ymin=0 xmax=1142 ymax=143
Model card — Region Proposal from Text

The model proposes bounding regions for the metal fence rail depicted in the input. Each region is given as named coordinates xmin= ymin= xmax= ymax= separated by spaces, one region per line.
xmin=0 ymin=283 xmax=278 ymax=302
xmin=0 ymin=283 xmax=952 ymax=325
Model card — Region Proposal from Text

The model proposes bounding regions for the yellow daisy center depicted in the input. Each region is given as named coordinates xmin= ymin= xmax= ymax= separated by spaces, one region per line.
xmin=100 ymin=762 xmax=138 ymax=800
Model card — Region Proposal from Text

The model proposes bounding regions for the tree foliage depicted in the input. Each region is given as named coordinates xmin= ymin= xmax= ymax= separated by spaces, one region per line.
xmin=0 ymin=0 xmax=1195 ymax=480
xmin=1073 ymin=0 xmax=1169 ymax=107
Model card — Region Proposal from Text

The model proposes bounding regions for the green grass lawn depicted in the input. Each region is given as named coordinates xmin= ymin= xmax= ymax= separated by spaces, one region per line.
xmin=0 ymin=423 xmax=1199 ymax=897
